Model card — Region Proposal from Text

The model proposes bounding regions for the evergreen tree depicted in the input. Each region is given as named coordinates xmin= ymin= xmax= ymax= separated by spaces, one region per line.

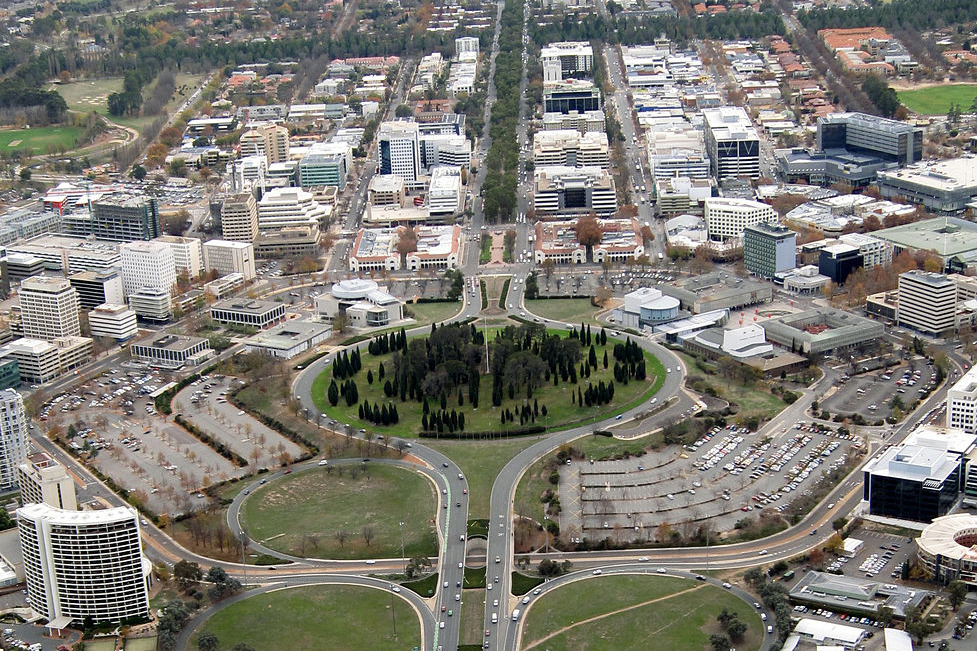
xmin=422 ymin=412 xmax=428 ymax=430
xmin=603 ymin=350 xmax=608 ymax=369
xmin=378 ymin=363 xmax=385 ymax=380
xmin=589 ymin=345 xmax=597 ymax=368
xmin=327 ymin=380 xmax=339 ymax=406
xmin=600 ymin=327 xmax=607 ymax=346
xmin=358 ymin=403 xmax=364 ymax=419
xmin=367 ymin=369 xmax=374 ymax=384
xmin=440 ymin=393 xmax=447 ymax=410
xmin=541 ymin=404 xmax=547 ymax=416
xmin=458 ymin=412 xmax=465 ymax=431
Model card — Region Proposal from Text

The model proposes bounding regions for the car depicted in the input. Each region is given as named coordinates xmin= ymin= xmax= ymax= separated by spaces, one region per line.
xmin=237 ymin=410 xmax=245 ymax=415
xmin=593 ymin=569 xmax=602 ymax=575
xmin=447 ymin=610 xmax=452 ymax=617
xmin=485 ymin=630 xmax=491 ymax=637
xmin=533 ymin=588 xmax=542 ymax=595
xmin=637 ymin=556 xmax=649 ymax=562
xmin=439 ymin=622 xmax=445 ymax=629
xmin=458 ymin=473 xmax=464 ymax=480
xmin=463 ymin=488 xmax=468 ymax=494
xmin=495 ymin=556 xmax=501 ymax=563
xmin=458 ymin=563 xmax=463 ymax=569
xmin=365 ymin=560 xmax=376 ymax=565
xmin=758 ymin=549 xmax=768 ymax=555
xmin=268 ymin=566 xmax=276 ymax=570
xmin=442 ymin=605 xmax=446 ymax=612
xmin=444 ymin=581 xmax=449 ymax=588
xmin=318 ymin=459 xmax=328 ymax=466
xmin=810 ymin=529 xmax=817 ymax=535
xmin=656 ymin=568 xmax=667 ymax=574
xmin=283 ymin=469 xmax=292 ymax=474
xmin=391 ymin=586 xmax=401 ymax=593
xmin=753 ymin=602 xmax=762 ymax=609
xmin=522 ymin=596 xmax=530 ymax=604
xmin=615 ymin=414 xmax=623 ymax=420
xmin=457 ymin=502 xmax=461 ymax=507
xmin=455 ymin=593 xmax=461 ymax=601
xmin=695 ymin=575 xmax=706 ymax=581
xmin=442 ymin=462 xmax=449 ymax=468
xmin=722 ymin=582 xmax=732 ymax=589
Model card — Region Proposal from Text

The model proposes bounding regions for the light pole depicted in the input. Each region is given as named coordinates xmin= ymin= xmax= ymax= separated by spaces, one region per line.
xmin=399 ymin=521 xmax=406 ymax=574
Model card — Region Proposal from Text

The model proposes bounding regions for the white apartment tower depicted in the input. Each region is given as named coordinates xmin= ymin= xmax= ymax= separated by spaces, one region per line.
xmin=17 ymin=452 xmax=77 ymax=510
xmin=703 ymin=198 xmax=777 ymax=242
xmin=257 ymin=188 xmax=328 ymax=234
xmin=18 ymin=503 xmax=150 ymax=625
xmin=379 ymin=121 xmax=421 ymax=187
xmin=220 ymin=193 xmax=259 ymax=242
xmin=19 ymin=276 xmax=81 ymax=341
xmin=154 ymin=235 xmax=204 ymax=279
xmin=119 ymin=241 xmax=177 ymax=297
xmin=202 ymin=240 xmax=257 ymax=280
xmin=0 ymin=389 xmax=28 ymax=491
xmin=897 ymin=271 xmax=957 ymax=336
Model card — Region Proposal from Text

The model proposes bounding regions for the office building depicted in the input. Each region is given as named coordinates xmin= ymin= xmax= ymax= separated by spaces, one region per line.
xmin=456 ymin=36 xmax=479 ymax=56
xmin=818 ymin=243 xmax=863 ymax=284
xmin=349 ymin=225 xmax=462 ymax=272
xmin=129 ymin=334 xmax=211 ymax=369
xmin=533 ymin=166 xmax=617 ymax=217
xmin=862 ymin=432 xmax=965 ymax=522
xmin=702 ymin=107 xmax=761 ymax=180
xmin=315 ymin=279 xmax=405 ymax=328
xmin=68 ymin=270 xmax=125 ymax=310
xmin=369 ymin=175 xmax=406 ymax=206
xmin=154 ymin=235 xmax=203 ymax=279
xmin=210 ymin=299 xmax=286 ymax=329
xmin=86 ymin=194 xmax=162 ymax=242
xmin=543 ymin=80 xmax=601 ymax=114
xmin=257 ymin=188 xmax=328 ymax=234
xmin=5 ymin=254 xmax=44 ymax=284
xmin=244 ymin=320 xmax=332 ymax=359
xmin=219 ymin=193 xmax=259 ymax=242
xmin=897 ymin=270 xmax=957 ymax=335
xmin=233 ymin=155 xmax=267 ymax=191
xmin=253 ymin=227 xmax=319 ymax=258
xmin=18 ymin=503 xmax=150 ymax=625
xmin=0 ymin=353 xmax=20 ymax=390
xmin=0 ymin=337 xmax=91 ymax=384
xmin=948 ymin=366 xmax=977 ymax=435
xmin=379 ymin=121 xmax=421 ymax=187
xmin=19 ymin=277 xmax=80 ymax=341
xmin=542 ymin=110 xmax=605 ymax=133
xmin=419 ymin=133 xmax=471 ymax=171
xmin=8 ymin=235 xmax=120 ymax=274
xmin=703 ymin=197 xmax=777 ymax=242
xmin=298 ymin=142 xmax=353 ymax=189
xmin=918 ymin=514 xmax=977 ymax=584
xmin=202 ymin=273 xmax=245 ymax=300
xmin=127 ymin=288 xmax=171 ymax=322
xmin=540 ymin=41 xmax=594 ymax=79
xmin=87 ymin=304 xmax=138 ymax=342
xmin=119 ymin=241 xmax=176 ymax=297
xmin=533 ymin=130 xmax=609 ymax=168
xmin=0 ymin=389 xmax=27 ymax=491
xmin=838 ymin=232 xmax=890 ymax=268
xmin=743 ymin=222 xmax=796 ymax=278
xmin=238 ymin=123 xmax=290 ymax=164
xmin=428 ymin=166 xmax=464 ymax=218
xmin=17 ymin=452 xmax=76 ymax=511
xmin=202 ymin=240 xmax=256 ymax=281
xmin=533 ymin=219 xmax=643 ymax=264
xmin=618 ymin=287 xmax=681 ymax=328
xmin=661 ymin=272 xmax=772 ymax=314
xmin=790 ymin=571 xmax=930 ymax=618
xmin=818 ymin=112 xmax=923 ymax=166
xmin=876 ymin=157 xmax=977 ymax=214
xmin=761 ymin=308 xmax=883 ymax=355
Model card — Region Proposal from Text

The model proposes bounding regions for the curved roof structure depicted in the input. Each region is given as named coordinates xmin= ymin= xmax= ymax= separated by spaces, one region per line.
xmin=918 ymin=514 xmax=977 ymax=562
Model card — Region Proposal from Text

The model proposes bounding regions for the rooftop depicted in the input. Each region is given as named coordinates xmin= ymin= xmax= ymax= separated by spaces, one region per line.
xmin=246 ymin=320 xmax=332 ymax=350
xmin=134 ymin=334 xmax=208 ymax=352
xmin=211 ymin=298 xmax=281 ymax=314
xmin=878 ymin=156 xmax=977 ymax=192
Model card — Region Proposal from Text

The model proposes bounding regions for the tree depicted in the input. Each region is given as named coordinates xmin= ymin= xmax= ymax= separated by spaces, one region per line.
xmin=710 ymin=633 xmax=732 ymax=651
xmin=174 ymin=560 xmax=202 ymax=590
xmin=131 ymin=164 xmax=147 ymax=181
xmin=232 ymin=646 xmax=256 ymax=651
xmin=396 ymin=226 xmax=419 ymax=267
xmin=949 ymin=580 xmax=968 ymax=609
xmin=727 ymin=618 xmax=747 ymax=641
xmin=395 ymin=104 xmax=413 ymax=118
xmin=876 ymin=605 xmax=894 ymax=627
xmin=573 ymin=215 xmax=603 ymax=262
xmin=197 ymin=632 xmax=219 ymax=651
xmin=19 ymin=168 xmax=30 ymax=181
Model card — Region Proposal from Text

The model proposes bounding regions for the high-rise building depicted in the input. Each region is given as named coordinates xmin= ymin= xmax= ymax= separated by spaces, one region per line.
xmin=703 ymin=198 xmax=777 ymax=241
xmin=257 ymin=188 xmax=328 ymax=234
xmin=202 ymin=240 xmax=256 ymax=280
xmin=818 ymin=244 xmax=862 ymax=284
xmin=418 ymin=134 xmax=471 ymax=171
xmin=533 ymin=130 xmax=609 ymax=168
xmin=428 ymin=166 xmax=464 ymax=219
xmin=17 ymin=452 xmax=76 ymax=510
xmin=897 ymin=270 xmax=957 ymax=335
xmin=87 ymin=194 xmax=162 ymax=242
xmin=0 ymin=337 xmax=91 ymax=384
xmin=533 ymin=166 xmax=617 ymax=217
xmin=948 ymin=366 xmax=977 ymax=434
xmin=127 ymin=288 xmax=172 ymax=322
xmin=540 ymin=41 xmax=595 ymax=78
xmin=18 ymin=503 xmax=150 ymax=625
xmin=238 ymin=123 xmax=290 ymax=164
xmin=379 ymin=121 xmax=421 ymax=187
xmin=743 ymin=222 xmax=796 ymax=278
xmin=19 ymin=277 xmax=81 ymax=341
xmin=68 ymin=270 xmax=125 ymax=310
xmin=154 ymin=235 xmax=203 ymax=279
xmin=219 ymin=193 xmax=259 ymax=242
xmin=0 ymin=389 xmax=28 ymax=491
xmin=838 ymin=232 xmax=891 ymax=268
xmin=818 ymin=112 xmax=923 ymax=166
xmin=702 ymin=107 xmax=761 ymax=180
xmin=119 ymin=241 xmax=176 ymax=297
xmin=87 ymin=304 xmax=138 ymax=342
xmin=298 ymin=143 xmax=353 ymax=189
xmin=543 ymin=80 xmax=601 ymax=114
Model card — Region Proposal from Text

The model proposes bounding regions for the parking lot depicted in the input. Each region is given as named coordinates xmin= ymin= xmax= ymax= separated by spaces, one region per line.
xmin=822 ymin=362 xmax=939 ymax=421
xmin=821 ymin=528 xmax=916 ymax=581
xmin=173 ymin=375 xmax=304 ymax=469
xmin=560 ymin=421 xmax=859 ymax=543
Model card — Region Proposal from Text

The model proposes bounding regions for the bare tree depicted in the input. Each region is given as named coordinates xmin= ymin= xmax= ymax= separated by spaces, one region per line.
xmin=362 ymin=526 xmax=375 ymax=547
xmin=335 ymin=530 xmax=349 ymax=548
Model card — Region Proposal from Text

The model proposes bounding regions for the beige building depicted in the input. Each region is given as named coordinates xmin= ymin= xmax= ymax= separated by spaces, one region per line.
xmin=202 ymin=240 xmax=256 ymax=280
xmin=18 ymin=452 xmax=76 ymax=510
xmin=220 ymin=193 xmax=259 ymax=242
xmin=533 ymin=130 xmax=609 ymax=169
xmin=18 ymin=276 xmax=80 ymax=341
xmin=239 ymin=123 xmax=290 ymax=163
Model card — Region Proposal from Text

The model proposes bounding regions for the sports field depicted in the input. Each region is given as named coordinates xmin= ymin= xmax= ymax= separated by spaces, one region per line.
xmin=194 ymin=585 xmax=421 ymax=651
xmin=898 ymin=84 xmax=977 ymax=115
xmin=239 ymin=464 xmax=438 ymax=559
xmin=55 ymin=77 xmax=124 ymax=114
xmin=0 ymin=126 xmax=82 ymax=152
xmin=521 ymin=574 xmax=764 ymax=651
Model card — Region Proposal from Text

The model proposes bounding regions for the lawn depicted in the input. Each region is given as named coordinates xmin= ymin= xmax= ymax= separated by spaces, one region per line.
xmin=311 ymin=332 xmax=664 ymax=439
xmin=460 ymin=588 xmax=486 ymax=646
xmin=53 ymin=77 xmax=124 ymax=114
xmin=0 ymin=126 xmax=82 ymax=153
xmin=194 ymin=585 xmax=421 ymax=651
xmin=426 ymin=438 xmax=537 ymax=519
xmin=405 ymin=300 xmax=462 ymax=326
xmin=677 ymin=352 xmax=786 ymax=422
xmin=521 ymin=575 xmax=763 ymax=651
xmin=239 ymin=464 xmax=438 ymax=559
xmin=898 ymin=84 xmax=977 ymax=115
xmin=525 ymin=298 xmax=604 ymax=327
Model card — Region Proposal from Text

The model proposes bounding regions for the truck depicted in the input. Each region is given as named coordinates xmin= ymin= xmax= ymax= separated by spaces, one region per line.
xmin=512 ymin=609 xmax=521 ymax=621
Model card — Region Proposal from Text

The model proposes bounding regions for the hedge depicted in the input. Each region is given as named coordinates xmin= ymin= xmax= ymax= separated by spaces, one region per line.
xmin=418 ymin=425 xmax=545 ymax=439
xmin=174 ymin=414 xmax=248 ymax=467
xmin=228 ymin=385 xmax=319 ymax=457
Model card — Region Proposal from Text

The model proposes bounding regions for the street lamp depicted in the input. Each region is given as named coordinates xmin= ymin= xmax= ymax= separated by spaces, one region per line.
xmin=399 ymin=521 xmax=406 ymax=574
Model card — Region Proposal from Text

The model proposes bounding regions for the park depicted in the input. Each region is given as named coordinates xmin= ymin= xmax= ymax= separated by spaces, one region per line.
xmin=897 ymin=84 xmax=977 ymax=115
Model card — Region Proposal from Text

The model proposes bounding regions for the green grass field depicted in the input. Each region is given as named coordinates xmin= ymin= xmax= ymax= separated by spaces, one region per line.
xmin=677 ymin=352 xmax=786 ymax=422
xmin=405 ymin=300 xmax=462 ymax=326
xmin=0 ymin=126 xmax=82 ymax=153
xmin=525 ymin=298 xmax=604 ymax=327
xmin=426 ymin=438 xmax=536 ymax=519
xmin=239 ymin=464 xmax=438 ymax=559
xmin=311 ymin=333 xmax=664 ymax=438
xmin=54 ymin=77 xmax=124 ymax=114
xmin=194 ymin=585 xmax=421 ymax=651
xmin=898 ymin=84 xmax=977 ymax=115
xmin=521 ymin=575 xmax=763 ymax=651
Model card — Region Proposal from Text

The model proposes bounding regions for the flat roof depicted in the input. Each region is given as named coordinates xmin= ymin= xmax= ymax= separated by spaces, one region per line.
xmin=874 ymin=217 xmax=977 ymax=257
xmin=246 ymin=320 xmax=332 ymax=350
xmin=878 ymin=156 xmax=977 ymax=192
xmin=133 ymin=334 xmax=208 ymax=352
xmin=211 ymin=298 xmax=282 ymax=314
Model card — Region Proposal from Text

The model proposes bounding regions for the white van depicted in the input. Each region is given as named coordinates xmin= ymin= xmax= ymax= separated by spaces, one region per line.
xmin=492 ymin=613 xmax=498 ymax=624
xmin=512 ymin=609 xmax=521 ymax=621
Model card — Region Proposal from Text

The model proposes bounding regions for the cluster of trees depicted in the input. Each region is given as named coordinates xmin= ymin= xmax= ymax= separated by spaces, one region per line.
xmin=331 ymin=348 xmax=363 ymax=380
xmin=422 ymin=408 xmax=465 ymax=433
xmin=108 ymin=71 xmax=152 ymax=117
xmin=368 ymin=329 xmax=407 ymax=356
xmin=710 ymin=607 xmax=749 ymax=651
xmin=0 ymin=78 xmax=66 ymax=124
xmin=744 ymin=567 xmax=793 ymax=640
xmin=612 ymin=338 xmax=647 ymax=383
xmin=326 ymin=379 xmax=359 ymax=407
xmin=499 ymin=400 xmax=546 ymax=426
xmin=358 ymin=400 xmax=400 ymax=425
xmin=142 ymin=70 xmax=176 ymax=116
xmin=797 ymin=0 xmax=977 ymax=32
xmin=445 ymin=269 xmax=465 ymax=300
xmin=861 ymin=75 xmax=901 ymax=118
xmin=571 ymin=381 xmax=615 ymax=407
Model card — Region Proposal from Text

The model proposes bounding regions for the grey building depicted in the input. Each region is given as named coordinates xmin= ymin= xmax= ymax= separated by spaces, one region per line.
xmin=877 ymin=157 xmax=977 ymax=215
xmin=760 ymin=308 xmax=883 ymax=355
xmin=817 ymin=112 xmax=923 ymax=165
xmin=659 ymin=272 xmax=771 ymax=314
xmin=65 ymin=194 xmax=161 ymax=242
xmin=743 ymin=222 xmax=796 ymax=278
